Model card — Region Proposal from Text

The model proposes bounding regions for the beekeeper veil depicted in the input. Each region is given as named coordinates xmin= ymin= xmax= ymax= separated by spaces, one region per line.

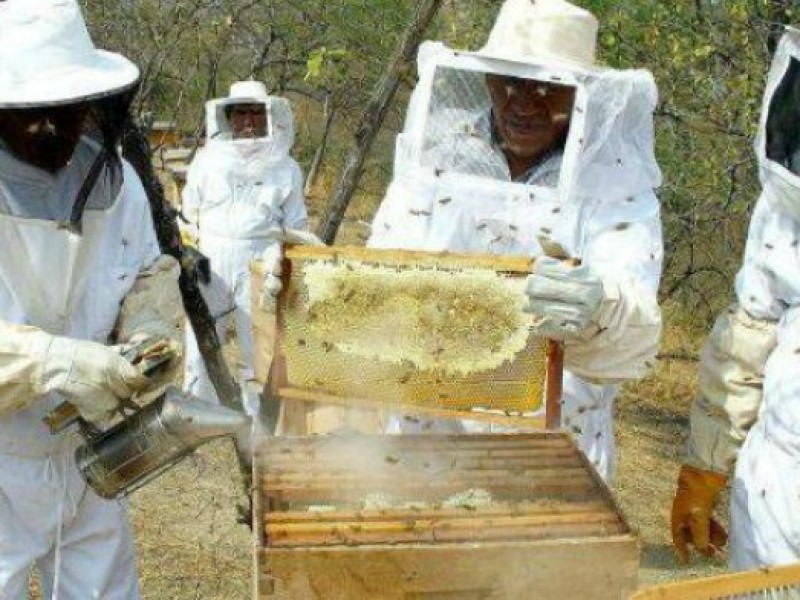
xmin=0 ymin=0 xmax=141 ymax=230
xmin=204 ymin=81 xmax=296 ymax=179
xmin=755 ymin=27 xmax=800 ymax=222
xmin=387 ymin=0 xmax=660 ymax=253
xmin=0 ymin=0 xmax=139 ymax=221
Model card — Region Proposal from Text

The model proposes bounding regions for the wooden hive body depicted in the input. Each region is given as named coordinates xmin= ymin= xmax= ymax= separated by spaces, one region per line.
xmin=254 ymin=433 xmax=637 ymax=600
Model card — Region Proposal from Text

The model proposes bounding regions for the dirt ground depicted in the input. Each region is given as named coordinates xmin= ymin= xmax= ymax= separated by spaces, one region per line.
xmin=130 ymin=441 xmax=252 ymax=599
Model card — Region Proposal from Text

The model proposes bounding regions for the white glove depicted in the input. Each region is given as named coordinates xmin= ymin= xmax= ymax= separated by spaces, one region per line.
xmin=524 ymin=257 xmax=604 ymax=339
xmin=259 ymin=228 xmax=325 ymax=313
xmin=40 ymin=336 xmax=149 ymax=423
xmin=259 ymin=243 xmax=284 ymax=314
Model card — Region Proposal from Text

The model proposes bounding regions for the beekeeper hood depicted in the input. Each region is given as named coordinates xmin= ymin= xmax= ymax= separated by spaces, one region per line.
xmin=391 ymin=0 xmax=660 ymax=246
xmin=204 ymin=81 xmax=296 ymax=177
xmin=0 ymin=0 xmax=142 ymax=230
xmin=754 ymin=27 xmax=800 ymax=222
xmin=0 ymin=0 xmax=140 ymax=108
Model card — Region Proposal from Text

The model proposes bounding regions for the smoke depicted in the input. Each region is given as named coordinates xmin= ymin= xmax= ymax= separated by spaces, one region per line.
xmin=259 ymin=430 xmax=500 ymax=514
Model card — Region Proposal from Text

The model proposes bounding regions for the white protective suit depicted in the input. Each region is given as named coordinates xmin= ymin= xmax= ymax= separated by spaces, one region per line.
xmin=367 ymin=41 xmax=663 ymax=481
xmin=686 ymin=29 xmax=800 ymax=570
xmin=0 ymin=138 xmax=162 ymax=598
xmin=182 ymin=86 xmax=307 ymax=416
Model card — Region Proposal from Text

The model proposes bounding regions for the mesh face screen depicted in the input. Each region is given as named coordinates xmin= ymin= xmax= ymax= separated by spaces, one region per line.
xmin=766 ymin=57 xmax=800 ymax=175
xmin=267 ymin=246 xmax=548 ymax=414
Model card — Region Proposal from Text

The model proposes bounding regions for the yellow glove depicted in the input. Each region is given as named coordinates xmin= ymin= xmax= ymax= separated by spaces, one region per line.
xmin=670 ymin=464 xmax=728 ymax=564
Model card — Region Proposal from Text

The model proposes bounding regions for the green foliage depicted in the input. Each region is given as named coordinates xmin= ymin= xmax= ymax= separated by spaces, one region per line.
xmin=305 ymin=47 xmax=351 ymax=84
xmin=595 ymin=1 xmax=775 ymax=323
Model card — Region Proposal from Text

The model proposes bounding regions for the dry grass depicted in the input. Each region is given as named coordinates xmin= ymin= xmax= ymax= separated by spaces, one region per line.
xmin=130 ymin=441 xmax=252 ymax=599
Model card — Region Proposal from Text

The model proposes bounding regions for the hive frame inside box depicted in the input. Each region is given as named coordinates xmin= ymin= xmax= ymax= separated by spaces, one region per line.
xmin=252 ymin=432 xmax=638 ymax=600
xmin=252 ymin=245 xmax=565 ymax=432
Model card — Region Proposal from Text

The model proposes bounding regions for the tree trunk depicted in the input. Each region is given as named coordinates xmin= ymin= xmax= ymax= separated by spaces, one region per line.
xmin=317 ymin=0 xmax=443 ymax=243
xmin=304 ymin=91 xmax=336 ymax=197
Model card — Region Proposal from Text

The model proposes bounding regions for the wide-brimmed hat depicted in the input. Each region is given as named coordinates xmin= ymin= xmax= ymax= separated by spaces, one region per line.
xmin=0 ymin=0 xmax=140 ymax=108
xmin=226 ymin=81 xmax=270 ymax=104
xmin=476 ymin=0 xmax=599 ymax=69
xmin=206 ymin=81 xmax=273 ymax=138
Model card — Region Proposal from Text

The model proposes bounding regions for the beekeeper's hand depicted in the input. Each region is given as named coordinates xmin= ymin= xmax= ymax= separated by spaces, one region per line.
xmin=259 ymin=242 xmax=284 ymax=314
xmin=259 ymin=229 xmax=325 ymax=313
xmin=523 ymin=256 xmax=603 ymax=339
xmin=671 ymin=464 xmax=728 ymax=564
xmin=40 ymin=336 xmax=149 ymax=423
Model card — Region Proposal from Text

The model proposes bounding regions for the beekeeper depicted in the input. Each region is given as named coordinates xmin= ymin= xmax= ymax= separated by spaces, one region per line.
xmin=0 ymin=0 xmax=184 ymax=597
xmin=367 ymin=0 xmax=663 ymax=481
xmin=181 ymin=81 xmax=308 ymax=417
xmin=671 ymin=28 xmax=800 ymax=570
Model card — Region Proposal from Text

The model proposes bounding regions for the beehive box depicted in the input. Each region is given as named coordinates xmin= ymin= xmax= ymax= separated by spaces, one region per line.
xmin=254 ymin=432 xmax=638 ymax=600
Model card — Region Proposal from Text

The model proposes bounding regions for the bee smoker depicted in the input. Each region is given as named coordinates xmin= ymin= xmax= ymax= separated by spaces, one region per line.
xmin=73 ymin=386 xmax=252 ymax=499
